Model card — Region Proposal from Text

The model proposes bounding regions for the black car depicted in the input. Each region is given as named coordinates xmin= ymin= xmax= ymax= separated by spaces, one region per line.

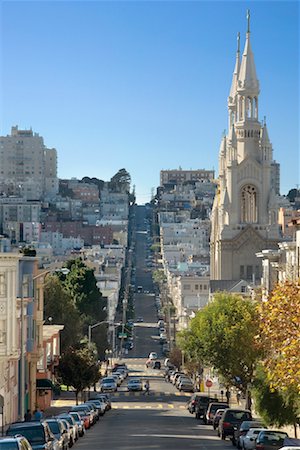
xmin=192 ymin=395 xmax=216 ymax=420
xmin=6 ymin=421 xmax=57 ymax=450
xmin=218 ymin=408 xmax=252 ymax=440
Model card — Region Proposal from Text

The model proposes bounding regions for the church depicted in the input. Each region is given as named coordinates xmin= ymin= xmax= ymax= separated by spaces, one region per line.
xmin=210 ymin=12 xmax=282 ymax=282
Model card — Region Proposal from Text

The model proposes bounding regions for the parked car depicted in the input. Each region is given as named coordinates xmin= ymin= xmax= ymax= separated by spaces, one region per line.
xmin=79 ymin=404 xmax=98 ymax=423
xmin=212 ymin=409 xmax=226 ymax=430
xmin=45 ymin=418 xmax=69 ymax=450
xmin=6 ymin=421 xmax=59 ymax=450
xmin=56 ymin=413 xmax=78 ymax=443
xmin=235 ymin=421 xmax=265 ymax=448
xmin=255 ymin=430 xmax=288 ymax=450
xmin=69 ymin=406 xmax=92 ymax=428
xmin=136 ymin=317 xmax=144 ymax=322
xmin=218 ymin=408 xmax=252 ymax=440
xmin=178 ymin=379 xmax=194 ymax=392
xmin=0 ymin=436 xmax=33 ymax=450
xmin=205 ymin=402 xmax=229 ymax=425
xmin=100 ymin=377 xmax=117 ymax=392
xmin=56 ymin=419 xmax=72 ymax=447
xmin=242 ymin=428 xmax=268 ymax=450
xmin=127 ymin=378 xmax=143 ymax=391
xmin=93 ymin=393 xmax=112 ymax=410
xmin=175 ymin=375 xmax=190 ymax=388
xmin=111 ymin=373 xmax=122 ymax=386
xmin=86 ymin=399 xmax=106 ymax=416
xmin=194 ymin=396 xmax=217 ymax=420
xmin=68 ymin=412 xmax=85 ymax=437
xmin=187 ymin=394 xmax=212 ymax=415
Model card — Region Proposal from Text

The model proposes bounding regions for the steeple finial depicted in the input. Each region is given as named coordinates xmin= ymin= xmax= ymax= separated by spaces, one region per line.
xmin=247 ymin=9 xmax=251 ymax=34
xmin=237 ymin=32 xmax=240 ymax=53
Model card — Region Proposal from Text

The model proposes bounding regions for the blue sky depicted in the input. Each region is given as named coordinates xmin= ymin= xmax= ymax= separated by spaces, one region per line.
xmin=1 ymin=1 xmax=299 ymax=204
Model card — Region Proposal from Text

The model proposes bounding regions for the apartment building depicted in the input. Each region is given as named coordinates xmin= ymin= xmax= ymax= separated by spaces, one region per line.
xmin=0 ymin=126 xmax=58 ymax=200
xmin=160 ymin=169 xmax=215 ymax=187
xmin=0 ymin=254 xmax=44 ymax=426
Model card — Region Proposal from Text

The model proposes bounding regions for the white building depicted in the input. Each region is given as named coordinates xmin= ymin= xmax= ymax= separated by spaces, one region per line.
xmin=0 ymin=126 xmax=58 ymax=200
xmin=210 ymin=16 xmax=282 ymax=282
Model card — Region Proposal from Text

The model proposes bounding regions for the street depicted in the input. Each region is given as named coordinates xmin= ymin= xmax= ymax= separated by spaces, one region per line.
xmin=52 ymin=205 xmax=234 ymax=448
xmin=69 ymin=358 xmax=233 ymax=449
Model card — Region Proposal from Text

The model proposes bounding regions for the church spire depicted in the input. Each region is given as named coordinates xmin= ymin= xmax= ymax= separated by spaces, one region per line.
xmin=229 ymin=32 xmax=241 ymax=100
xmin=237 ymin=10 xmax=259 ymax=96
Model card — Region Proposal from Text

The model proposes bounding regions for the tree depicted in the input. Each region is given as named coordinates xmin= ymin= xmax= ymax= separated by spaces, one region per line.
xmin=286 ymin=188 xmax=299 ymax=203
xmin=44 ymin=275 xmax=83 ymax=351
xmin=252 ymin=365 xmax=299 ymax=434
xmin=258 ymin=280 xmax=300 ymax=394
xmin=178 ymin=293 xmax=260 ymax=393
xmin=58 ymin=346 xmax=100 ymax=404
xmin=109 ymin=169 xmax=131 ymax=193
xmin=63 ymin=259 xmax=107 ymax=321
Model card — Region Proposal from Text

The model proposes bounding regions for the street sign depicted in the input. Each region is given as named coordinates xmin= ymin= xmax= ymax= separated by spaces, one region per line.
xmin=205 ymin=379 xmax=213 ymax=388
xmin=118 ymin=333 xmax=127 ymax=338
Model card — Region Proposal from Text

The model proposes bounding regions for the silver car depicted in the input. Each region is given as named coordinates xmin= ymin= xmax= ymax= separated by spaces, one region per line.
xmin=100 ymin=377 xmax=117 ymax=392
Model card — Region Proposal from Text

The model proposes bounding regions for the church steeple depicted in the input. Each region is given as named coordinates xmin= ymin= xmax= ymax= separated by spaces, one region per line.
xmin=229 ymin=32 xmax=241 ymax=101
xmin=237 ymin=10 xmax=260 ymax=98
xmin=228 ymin=33 xmax=241 ymax=129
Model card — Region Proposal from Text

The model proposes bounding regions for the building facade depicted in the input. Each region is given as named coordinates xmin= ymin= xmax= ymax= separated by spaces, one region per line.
xmin=210 ymin=16 xmax=281 ymax=281
xmin=0 ymin=126 xmax=58 ymax=200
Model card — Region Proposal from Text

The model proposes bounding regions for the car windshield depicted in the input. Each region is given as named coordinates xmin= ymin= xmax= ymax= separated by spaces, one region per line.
xmin=103 ymin=378 xmax=115 ymax=383
xmin=0 ymin=443 xmax=19 ymax=449
xmin=47 ymin=421 xmax=60 ymax=434
xmin=7 ymin=426 xmax=45 ymax=444
xmin=260 ymin=431 xmax=287 ymax=442
xmin=226 ymin=411 xmax=252 ymax=422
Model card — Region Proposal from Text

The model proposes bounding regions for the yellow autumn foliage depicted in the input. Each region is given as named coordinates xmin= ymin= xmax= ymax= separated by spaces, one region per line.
xmin=258 ymin=280 xmax=300 ymax=394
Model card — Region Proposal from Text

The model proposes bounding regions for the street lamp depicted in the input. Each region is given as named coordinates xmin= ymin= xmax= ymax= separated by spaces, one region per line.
xmin=88 ymin=321 xmax=119 ymax=359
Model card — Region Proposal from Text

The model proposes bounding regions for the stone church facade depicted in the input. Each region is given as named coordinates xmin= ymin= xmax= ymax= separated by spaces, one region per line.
xmin=210 ymin=14 xmax=282 ymax=282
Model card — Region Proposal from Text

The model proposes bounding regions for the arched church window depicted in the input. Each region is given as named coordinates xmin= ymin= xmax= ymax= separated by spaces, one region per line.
xmin=246 ymin=97 xmax=251 ymax=118
xmin=241 ymin=185 xmax=258 ymax=223
xmin=254 ymin=97 xmax=258 ymax=118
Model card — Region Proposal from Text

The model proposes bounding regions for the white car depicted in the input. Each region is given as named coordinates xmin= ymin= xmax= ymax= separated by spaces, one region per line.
xmin=149 ymin=352 xmax=158 ymax=360
xmin=100 ymin=377 xmax=117 ymax=392
xmin=242 ymin=428 xmax=268 ymax=450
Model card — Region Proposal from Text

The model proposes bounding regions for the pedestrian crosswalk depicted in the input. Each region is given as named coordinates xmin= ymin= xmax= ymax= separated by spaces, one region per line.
xmin=113 ymin=391 xmax=191 ymax=397
xmin=52 ymin=399 xmax=187 ymax=410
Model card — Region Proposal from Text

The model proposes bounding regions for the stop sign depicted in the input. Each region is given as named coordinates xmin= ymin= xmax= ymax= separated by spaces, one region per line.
xmin=205 ymin=379 xmax=213 ymax=388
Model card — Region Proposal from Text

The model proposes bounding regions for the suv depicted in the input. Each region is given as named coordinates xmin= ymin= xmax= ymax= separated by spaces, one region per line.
xmin=194 ymin=396 xmax=217 ymax=420
xmin=6 ymin=421 xmax=58 ymax=450
xmin=218 ymin=408 xmax=252 ymax=440
xmin=206 ymin=402 xmax=229 ymax=425
xmin=0 ymin=436 xmax=33 ymax=449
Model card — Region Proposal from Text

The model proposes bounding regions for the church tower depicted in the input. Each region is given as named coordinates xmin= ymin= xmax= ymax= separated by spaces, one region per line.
xmin=210 ymin=12 xmax=281 ymax=281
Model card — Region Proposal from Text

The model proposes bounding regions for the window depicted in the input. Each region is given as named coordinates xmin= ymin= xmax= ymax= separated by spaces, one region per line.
xmin=246 ymin=265 xmax=253 ymax=280
xmin=195 ymin=284 xmax=199 ymax=290
xmin=0 ymin=273 xmax=6 ymax=296
xmin=241 ymin=185 xmax=258 ymax=223
xmin=183 ymin=284 xmax=191 ymax=290
xmin=240 ymin=265 xmax=245 ymax=279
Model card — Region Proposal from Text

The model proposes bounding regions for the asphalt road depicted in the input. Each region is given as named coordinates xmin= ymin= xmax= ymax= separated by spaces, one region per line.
xmin=71 ymin=358 xmax=234 ymax=449
xmin=52 ymin=206 xmax=235 ymax=449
